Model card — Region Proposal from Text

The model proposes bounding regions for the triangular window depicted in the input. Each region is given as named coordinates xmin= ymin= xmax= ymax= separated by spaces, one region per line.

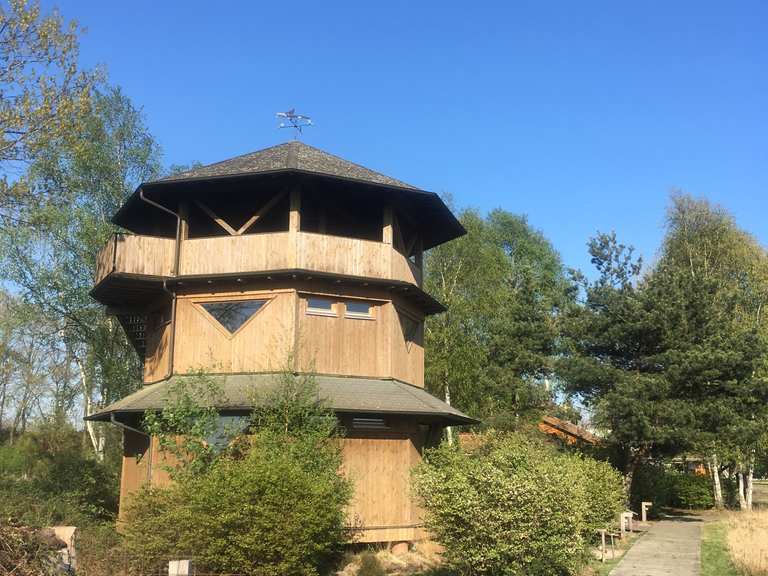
xmin=201 ymin=300 xmax=267 ymax=334
xmin=398 ymin=312 xmax=420 ymax=352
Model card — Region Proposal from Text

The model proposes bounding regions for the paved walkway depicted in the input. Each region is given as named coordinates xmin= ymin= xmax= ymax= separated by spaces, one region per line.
xmin=609 ymin=513 xmax=703 ymax=576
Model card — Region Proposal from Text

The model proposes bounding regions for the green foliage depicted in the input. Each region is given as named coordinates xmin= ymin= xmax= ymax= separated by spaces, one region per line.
xmin=0 ymin=424 xmax=118 ymax=526
xmin=577 ymin=456 xmax=626 ymax=532
xmin=424 ymin=208 xmax=574 ymax=428
xmin=126 ymin=373 xmax=351 ymax=575
xmin=669 ymin=473 xmax=715 ymax=509
xmin=629 ymin=463 xmax=672 ymax=516
xmin=123 ymin=429 xmax=351 ymax=575
xmin=143 ymin=371 xmax=225 ymax=478
xmin=413 ymin=432 xmax=625 ymax=576
xmin=559 ymin=194 xmax=768 ymax=484
xmin=630 ymin=464 xmax=715 ymax=513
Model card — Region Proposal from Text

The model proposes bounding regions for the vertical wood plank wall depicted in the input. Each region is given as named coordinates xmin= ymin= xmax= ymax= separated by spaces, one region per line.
xmin=97 ymin=232 xmax=422 ymax=288
xmin=172 ymin=289 xmax=296 ymax=374
xmin=140 ymin=286 xmax=425 ymax=386
xmin=119 ymin=419 xmax=428 ymax=543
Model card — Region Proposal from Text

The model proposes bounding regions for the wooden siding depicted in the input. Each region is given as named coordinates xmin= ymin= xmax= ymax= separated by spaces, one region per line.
xmin=143 ymin=313 xmax=171 ymax=382
xmin=155 ymin=285 xmax=423 ymax=386
xmin=178 ymin=232 xmax=292 ymax=276
xmin=390 ymin=307 xmax=425 ymax=388
xmin=95 ymin=234 xmax=175 ymax=285
xmin=296 ymin=295 xmax=389 ymax=379
xmin=172 ymin=289 xmax=296 ymax=374
xmin=96 ymin=231 xmax=423 ymax=287
xmin=340 ymin=418 xmax=426 ymax=543
xmin=118 ymin=419 xmax=428 ymax=543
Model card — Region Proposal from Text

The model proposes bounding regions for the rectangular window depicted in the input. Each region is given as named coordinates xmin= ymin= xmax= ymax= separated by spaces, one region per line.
xmin=306 ymin=297 xmax=336 ymax=316
xmin=344 ymin=300 xmax=373 ymax=319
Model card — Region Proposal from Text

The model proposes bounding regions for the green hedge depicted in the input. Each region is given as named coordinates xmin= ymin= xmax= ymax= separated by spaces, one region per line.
xmin=630 ymin=463 xmax=714 ymax=513
xmin=412 ymin=432 xmax=625 ymax=576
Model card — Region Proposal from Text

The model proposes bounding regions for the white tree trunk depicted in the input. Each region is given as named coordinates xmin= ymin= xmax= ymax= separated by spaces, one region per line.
xmin=738 ymin=471 xmax=747 ymax=510
xmin=746 ymin=456 xmax=754 ymax=511
xmin=710 ymin=454 xmax=723 ymax=509
xmin=444 ymin=382 xmax=454 ymax=446
xmin=76 ymin=357 xmax=104 ymax=461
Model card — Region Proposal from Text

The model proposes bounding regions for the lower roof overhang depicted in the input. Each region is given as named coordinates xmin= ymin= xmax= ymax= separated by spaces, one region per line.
xmin=91 ymin=269 xmax=446 ymax=315
xmin=86 ymin=373 xmax=478 ymax=426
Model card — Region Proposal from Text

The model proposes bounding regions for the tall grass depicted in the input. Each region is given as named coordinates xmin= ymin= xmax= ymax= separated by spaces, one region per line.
xmin=727 ymin=510 xmax=768 ymax=575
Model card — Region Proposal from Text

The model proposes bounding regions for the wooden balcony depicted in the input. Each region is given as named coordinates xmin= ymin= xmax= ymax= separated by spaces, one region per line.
xmin=94 ymin=234 xmax=176 ymax=286
xmin=94 ymin=231 xmax=422 ymax=289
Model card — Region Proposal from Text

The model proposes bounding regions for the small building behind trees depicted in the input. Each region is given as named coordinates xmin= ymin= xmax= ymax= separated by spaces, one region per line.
xmin=86 ymin=141 xmax=476 ymax=546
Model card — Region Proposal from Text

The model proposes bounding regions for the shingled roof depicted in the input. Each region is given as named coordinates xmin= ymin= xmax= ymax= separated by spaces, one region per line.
xmin=156 ymin=141 xmax=417 ymax=189
xmin=85 ymin=373 xmax=477 ymax=425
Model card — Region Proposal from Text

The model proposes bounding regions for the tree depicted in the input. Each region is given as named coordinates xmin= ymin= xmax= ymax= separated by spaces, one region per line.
xmin=648 ymin=194 xmax=768 ymax=509
xmin=558 ymin=232 xmax=689 ymax=489
xmin=424 ymin=207 xmax=574 ymax=430
xmin=0 ymin=0 xmax=95 ymax=214
xmin=0 ymin=87 xmax=161 ymax=457
xmin=559 ymin=194 xmax=768 ymax=507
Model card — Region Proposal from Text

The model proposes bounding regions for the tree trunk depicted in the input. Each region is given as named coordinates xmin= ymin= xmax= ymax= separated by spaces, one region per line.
xmin=76 ymin=356 xmax=104 ymax=461
xmin=623 ymin=453 xmax=639 ymax=506
xmin=710 ymin=454 xmax=723 ymax=509
xmin=444 ymin=381 xmax=454 ymax=446
xmin=738 ymin=471 xmax=747 ymax=510
xmin=746 ymin=454 xmax=754 ymax=511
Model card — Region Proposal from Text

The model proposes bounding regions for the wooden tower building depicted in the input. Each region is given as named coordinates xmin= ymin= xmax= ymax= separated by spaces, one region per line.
xmin=86 ymin=141 xmax=475 ymax=545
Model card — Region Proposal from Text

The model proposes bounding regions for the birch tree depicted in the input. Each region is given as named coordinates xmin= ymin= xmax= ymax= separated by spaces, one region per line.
xmin=0 ymin=87 xmax=161 ymax=456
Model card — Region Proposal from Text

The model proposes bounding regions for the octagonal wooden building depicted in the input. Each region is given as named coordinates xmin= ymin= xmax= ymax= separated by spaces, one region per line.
xmin=87 ymin=141 xmax=475 ymax=546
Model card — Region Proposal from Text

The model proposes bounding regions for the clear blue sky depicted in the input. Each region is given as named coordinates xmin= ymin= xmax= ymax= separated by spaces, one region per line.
xmin=49 ymin=0 xmax=766 ymax=275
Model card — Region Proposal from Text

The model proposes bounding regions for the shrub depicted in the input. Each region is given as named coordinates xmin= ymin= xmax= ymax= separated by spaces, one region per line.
xmin=629 ymin=463 xmax=673 ymax=517
xmin=669 ymin=472 xmax=714 ymax=509
xmin=413 ymin=432 xmax=603 ymax=576
xmin=0 ymin=424 xmax=118 ymax=526
xmin=575 ymin=455 xmax=626 ymax=532
xmin=124 ymin=373 xmax=352 ymax=576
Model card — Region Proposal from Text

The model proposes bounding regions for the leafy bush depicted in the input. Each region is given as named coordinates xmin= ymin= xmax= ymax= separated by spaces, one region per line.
xmin=630 ymin=463 xmax=714 ymax=513
xmin=575 ymin=455 xmax=626 ymax=532
xmin=629 ymin=463 xmax=673 ymax=517
xmin=413 ymin=432 xmax=623 ymax=576
xmin=669 ymin=473 xmax=714 ymax=509
xmin=0 ymin=424 xmax=118 ymax=526
xmin=123 ymin=373 xmax=352 ymax=576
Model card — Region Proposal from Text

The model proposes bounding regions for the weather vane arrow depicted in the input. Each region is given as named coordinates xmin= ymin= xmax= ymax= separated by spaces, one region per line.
xmin=276 ymin=108 xmax=313 ymax=139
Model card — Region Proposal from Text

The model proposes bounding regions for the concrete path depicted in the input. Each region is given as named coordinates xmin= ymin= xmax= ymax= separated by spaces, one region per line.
xmin=609 ymin=513 xmax=703 ymax=576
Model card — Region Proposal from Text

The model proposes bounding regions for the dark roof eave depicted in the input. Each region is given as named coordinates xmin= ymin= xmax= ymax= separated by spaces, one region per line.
xmin=112 ymin=170 xmax=466 ymax=248
xmin=87 ymin=406 xmax=478 ymax=426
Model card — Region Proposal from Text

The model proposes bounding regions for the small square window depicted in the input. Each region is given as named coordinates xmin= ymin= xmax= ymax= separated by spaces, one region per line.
xmin=306 ymin=297 xmax=336 ymax=315
xmin=345 ymin=300 xmax=373 ymax=318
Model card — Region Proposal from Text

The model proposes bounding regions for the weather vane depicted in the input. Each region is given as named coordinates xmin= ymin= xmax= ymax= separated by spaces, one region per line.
xmin=276 ymin=109 xmax=313 ymax=139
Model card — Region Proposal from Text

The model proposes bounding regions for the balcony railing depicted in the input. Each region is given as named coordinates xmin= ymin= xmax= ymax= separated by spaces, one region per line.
xmin=94 ymin=233 xmax=176 ymax=285
xmin=95 ymin=231 xmax=422 ymax=288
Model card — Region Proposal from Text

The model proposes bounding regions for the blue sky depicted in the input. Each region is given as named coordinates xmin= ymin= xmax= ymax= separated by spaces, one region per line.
xmin=49 ymin=0 xmax=766 ymax=275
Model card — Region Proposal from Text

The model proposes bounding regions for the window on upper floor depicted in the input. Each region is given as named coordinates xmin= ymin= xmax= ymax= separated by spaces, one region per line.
xmin=344 ymin=300 xmax=374 ymax=319
xmin=398 ymin=311 xmax=421 ymax=352
xmin=306 ymin=296 xmax=336 ymax=316
xmin=200 ymin=299 xmax=268 ymax=334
